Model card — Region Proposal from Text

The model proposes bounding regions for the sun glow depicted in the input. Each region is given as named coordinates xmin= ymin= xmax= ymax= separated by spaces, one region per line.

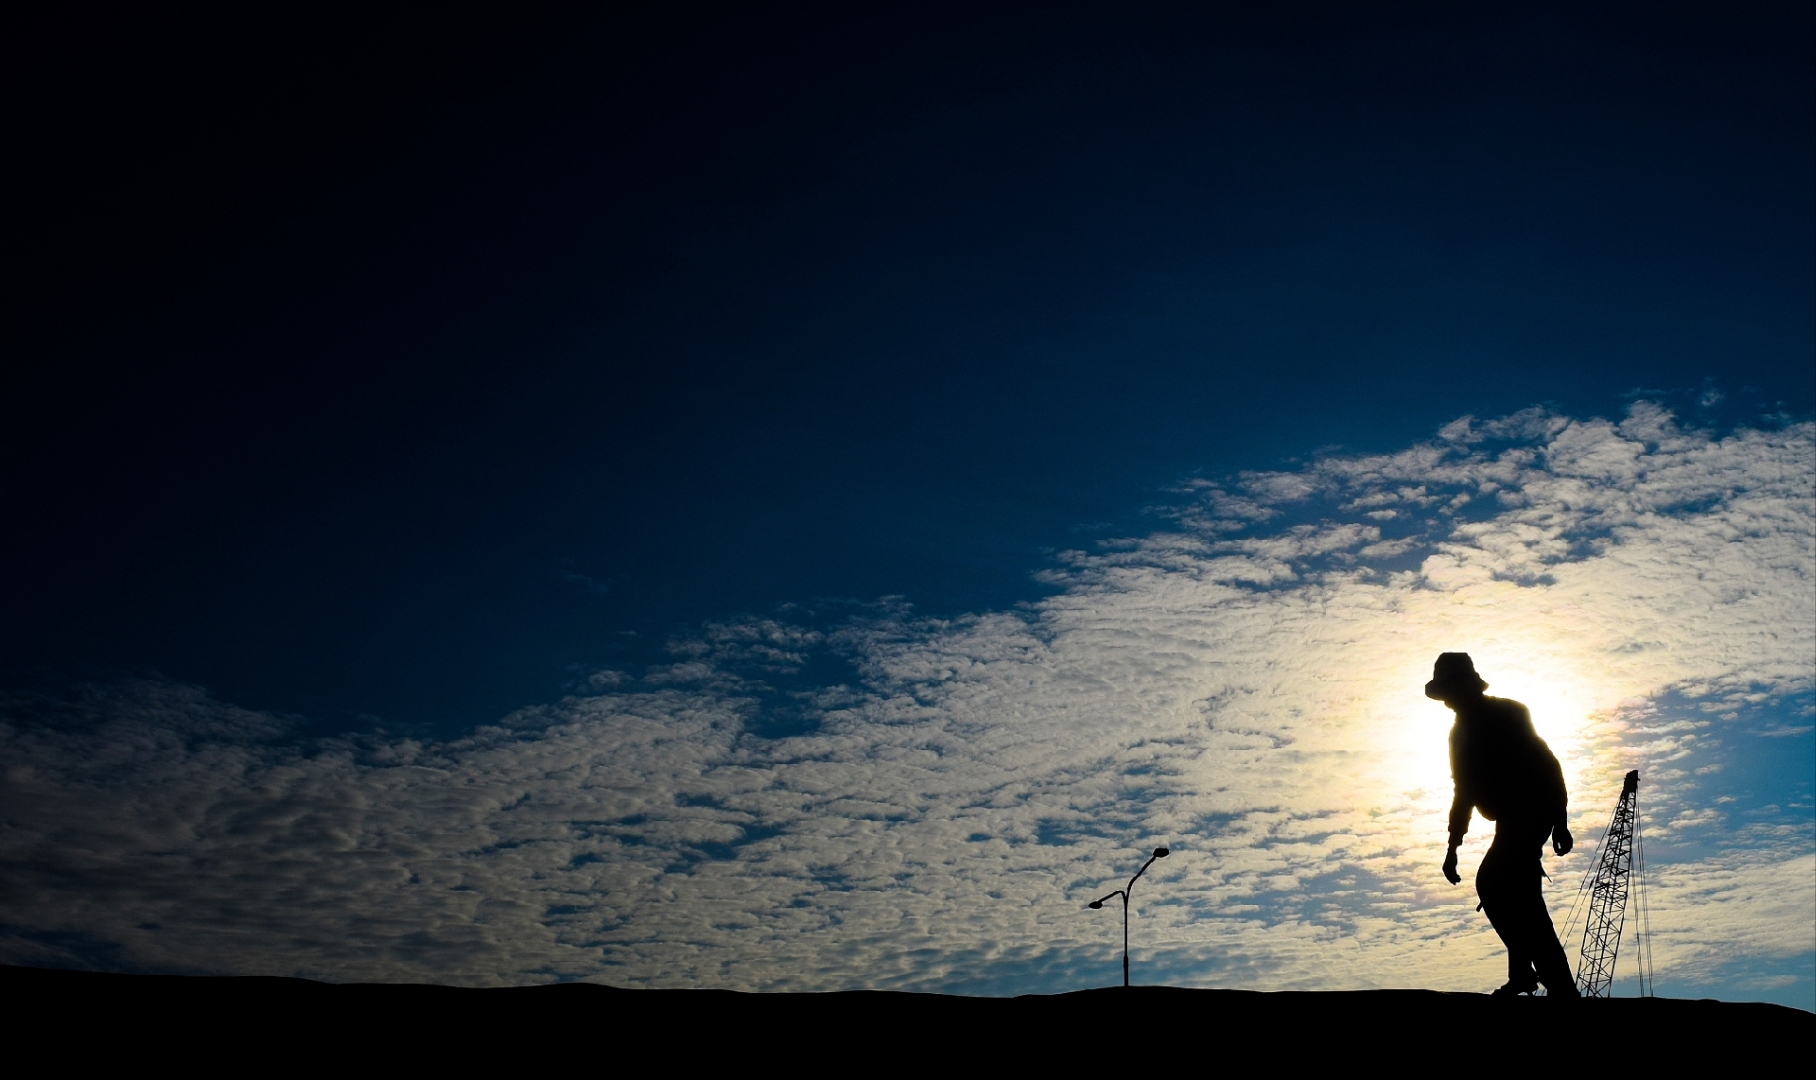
xmin=1356 ymin=645 xmax=1625 ymax=847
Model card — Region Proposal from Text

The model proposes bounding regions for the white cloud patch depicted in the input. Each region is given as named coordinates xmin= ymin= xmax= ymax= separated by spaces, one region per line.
xmin=1 ymin=405 xmax=1811 ymax=1005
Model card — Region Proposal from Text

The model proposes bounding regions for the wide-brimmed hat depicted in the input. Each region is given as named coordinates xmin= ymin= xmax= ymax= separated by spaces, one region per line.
xmin=1425 ymin=652 xmax=1488 ymax=700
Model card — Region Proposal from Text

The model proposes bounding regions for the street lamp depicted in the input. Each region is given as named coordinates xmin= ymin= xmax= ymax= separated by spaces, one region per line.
xmin=1088 ymin=846 xmax=1170 ymax=988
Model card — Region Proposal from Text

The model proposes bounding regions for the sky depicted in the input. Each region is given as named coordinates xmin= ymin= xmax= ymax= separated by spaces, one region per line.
xmin=2 ymin=6 xmax=1811 ymax=1007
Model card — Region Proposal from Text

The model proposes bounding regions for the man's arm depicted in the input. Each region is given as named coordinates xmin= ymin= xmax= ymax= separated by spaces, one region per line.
xmin=1444 ymin=734 xmax=1470 ymax=884
xmin=1542 ymin=740 xmax=1572 ymax=856
xmin=1443 ymin=794 xmax=1469 ymax=884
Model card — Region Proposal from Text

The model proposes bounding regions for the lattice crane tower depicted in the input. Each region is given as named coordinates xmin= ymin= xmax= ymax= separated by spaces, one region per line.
xmin=1570 ymin=769 xmax=1654 ymax=997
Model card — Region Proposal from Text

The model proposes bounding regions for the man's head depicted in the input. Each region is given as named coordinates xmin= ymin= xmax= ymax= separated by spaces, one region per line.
xmin=1425 ymin=652 xmax=1488 ymax=707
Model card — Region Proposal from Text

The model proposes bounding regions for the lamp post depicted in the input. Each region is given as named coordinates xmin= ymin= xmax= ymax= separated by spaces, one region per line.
xmin=1088 ymin=846 xmax=1170 ymax=988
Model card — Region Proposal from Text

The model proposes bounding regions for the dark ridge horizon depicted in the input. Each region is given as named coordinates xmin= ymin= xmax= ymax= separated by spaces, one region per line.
xmin=9 ymin=963 xmax=1807 ymax=1068
xmin=5 ymin=963 xmax=1807 ymax=1013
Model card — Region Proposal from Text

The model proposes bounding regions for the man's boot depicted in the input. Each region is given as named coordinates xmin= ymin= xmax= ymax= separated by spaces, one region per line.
xmin=1491 ymin=955 xmax=1539 ymax=996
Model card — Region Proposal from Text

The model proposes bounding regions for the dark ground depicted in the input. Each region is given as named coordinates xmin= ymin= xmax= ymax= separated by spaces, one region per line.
xmin=3 ymin=965 xmax=1805 ymax=1064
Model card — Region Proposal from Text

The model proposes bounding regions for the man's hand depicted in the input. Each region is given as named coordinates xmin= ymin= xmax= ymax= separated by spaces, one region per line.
xmin=1442 ymin=845 xmax=1461 ymax=885
xmin=1553 ymin=826 xmax=1573 ymax=857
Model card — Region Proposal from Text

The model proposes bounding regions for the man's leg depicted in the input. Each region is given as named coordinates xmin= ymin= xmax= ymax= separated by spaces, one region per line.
xmin=1504 ymin=934 xmax=1537 ymax=988
xmin=1481 ymin=823 xmax=1579 ymax=997
xmin=1476 ymin=833 xmax=1539 ymax=994
xmin=1524 ymin=888 xmax=1578 ymax=996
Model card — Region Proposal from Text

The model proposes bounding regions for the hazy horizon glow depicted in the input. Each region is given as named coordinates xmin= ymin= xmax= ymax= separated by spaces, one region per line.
xmin=2 ymin=403 xmax=1809 ymax=1007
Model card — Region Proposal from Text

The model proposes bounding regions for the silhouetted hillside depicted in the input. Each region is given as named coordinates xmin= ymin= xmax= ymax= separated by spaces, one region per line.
xmin=3 ymin=965 xmax=1805 ymax=1065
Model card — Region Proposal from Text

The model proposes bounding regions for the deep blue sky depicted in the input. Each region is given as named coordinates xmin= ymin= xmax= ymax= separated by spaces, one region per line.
xmin=6 ymin=4 xmax=1811 ymax=735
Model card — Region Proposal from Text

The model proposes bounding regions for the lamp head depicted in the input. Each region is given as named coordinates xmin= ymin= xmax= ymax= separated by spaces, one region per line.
xmin=1088 ymin=900 xmax=1103 ymax=909
xmin=1154 ymin=847 xmax=1170 ymax=858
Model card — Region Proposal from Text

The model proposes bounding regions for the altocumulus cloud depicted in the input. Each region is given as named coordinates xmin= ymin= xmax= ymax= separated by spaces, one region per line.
xmin=2 ymin=404 xmax=1811 ymax=1000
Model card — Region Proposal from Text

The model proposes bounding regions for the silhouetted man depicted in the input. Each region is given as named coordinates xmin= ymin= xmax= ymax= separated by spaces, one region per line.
xmin=1428 ymin=652 xmax=1580 ymax=997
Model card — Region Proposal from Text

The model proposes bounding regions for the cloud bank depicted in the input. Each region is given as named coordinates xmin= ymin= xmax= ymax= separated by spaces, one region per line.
xmin=2 ymin=404 xmax=1811 ymax=1004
